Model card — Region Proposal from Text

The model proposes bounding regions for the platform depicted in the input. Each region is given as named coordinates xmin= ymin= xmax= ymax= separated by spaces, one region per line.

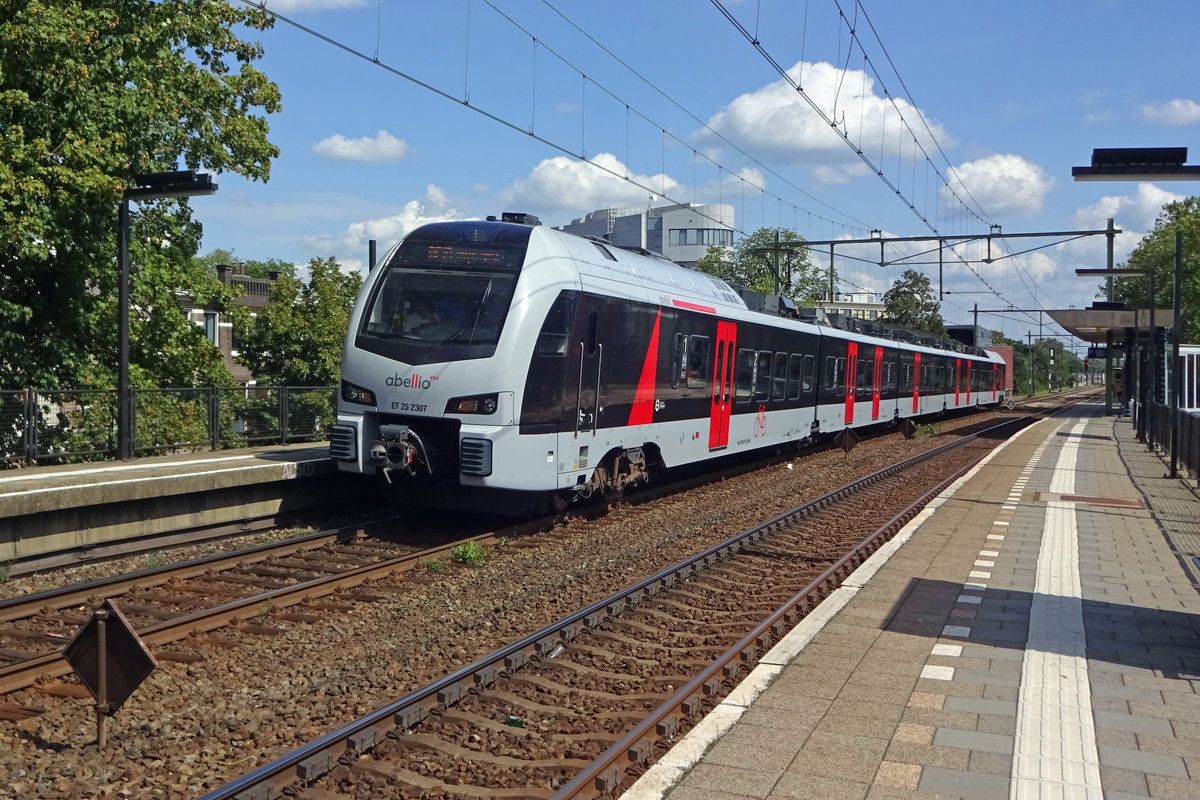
xmin=0 ymin=444 xmax=344 ymax=570
xmin=626 ymin=405 xmax=1200 ymax=800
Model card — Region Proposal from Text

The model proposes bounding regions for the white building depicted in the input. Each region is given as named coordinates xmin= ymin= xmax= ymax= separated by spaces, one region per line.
xmin=821 ymin=291 xmax=886 ymax=322
xmin=555 ymin=203 xmax=734 ymax=269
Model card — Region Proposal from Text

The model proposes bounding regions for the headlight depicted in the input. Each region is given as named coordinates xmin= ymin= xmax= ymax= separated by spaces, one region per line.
xmin=341 ymin=380 xmax=376 ymax=406
xmin=445 ymin=393 xmax=498 ymax=415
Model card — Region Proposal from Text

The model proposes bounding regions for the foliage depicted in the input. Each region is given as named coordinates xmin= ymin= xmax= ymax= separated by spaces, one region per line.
xmin=234 ymin=258 xmax=363 ymax=386
xmin=880 ymin=269 xmax=947 ymax=336
xmin=0 ymin=1 xmax=281 ymax=390
xmin=912 ymin=423 xmax=939 ymax=439
xmin=143 ymin=551 xmax=167 ymax=569
xmin=423 ymin=558 xmax=447 ymax=573
xmin=450 ymin=541 xmax=488 ymax=566
xmin=993 ymin=331 xmax=1083 ymax=396
xmin=194 ymin=248 xmax=296 ymax=280
xmin=695 ymin=228 xmax=828 ymax=300
xmin=1111 ymin=196 xmax=1200 ymax=343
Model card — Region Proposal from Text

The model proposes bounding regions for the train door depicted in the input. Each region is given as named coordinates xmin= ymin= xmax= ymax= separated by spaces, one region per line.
xmin=844 ymin=341 xmax=858 ymax=424
xmin=871 ymin=346 xmax=883 ymax=420
xmin=574 ymin=306 xmax=602 ymax=437
xmin=912 ymin=352 xmax=921 ymax=414
xmin=954 ymin=358 xmax=962 ymax=407
xmin=708 ymin=320 xmax=737 ymax=450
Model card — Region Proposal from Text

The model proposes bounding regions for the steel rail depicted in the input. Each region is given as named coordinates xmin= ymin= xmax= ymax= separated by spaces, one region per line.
xmin=0 ymin=526 xmax=363 ymax=624
xmin=0 ymin=529 xmax=507 ymax=696
xmin=198 ymin=413 xmax=1038 ymax=800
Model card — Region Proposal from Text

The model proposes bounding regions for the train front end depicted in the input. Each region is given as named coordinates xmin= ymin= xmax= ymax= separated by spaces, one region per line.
xmin=331 ymin=217 xmax=570 ymax=510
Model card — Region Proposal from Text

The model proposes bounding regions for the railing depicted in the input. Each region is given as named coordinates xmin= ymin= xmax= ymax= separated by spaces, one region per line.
xmin=1138 ymin=400 xmax=1200 ymax=483
xmin=1 ymin=386 xmax=336 ymax=466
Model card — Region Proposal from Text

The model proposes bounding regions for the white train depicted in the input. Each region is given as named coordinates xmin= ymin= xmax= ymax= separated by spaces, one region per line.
xmin=332 ymin=214 xmax=1008 ymax=512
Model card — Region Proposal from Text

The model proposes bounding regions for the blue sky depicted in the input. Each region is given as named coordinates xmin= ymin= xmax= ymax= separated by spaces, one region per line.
xmin=193 ymin=0 xmax=1200 ymax=344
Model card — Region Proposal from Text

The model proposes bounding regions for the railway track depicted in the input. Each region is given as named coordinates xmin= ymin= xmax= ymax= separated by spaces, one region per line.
xmin=0 ymin=525 xmax=508 ymax=696
xmin=199 ymin=412 xmax=1043 ymax=800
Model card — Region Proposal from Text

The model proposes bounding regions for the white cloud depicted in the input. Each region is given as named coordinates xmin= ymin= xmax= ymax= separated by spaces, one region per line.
xmin=813 ymin=162 xmax=872 ymax=185
xmin=305 ymin=185 xmax=460 ymax=266
xmin=311 ymin=130 xmax=408 ymax=163
xmin=941 ymin=154 xmax=1054 ymax=217
xmin=495 ymin=153 xmax=680 ymax=221
xmin=263 ymin=0 xmax=366 ymax=10
xmin=1140 ymin=99 xmax=1200 ymax=126
xmin=701 ymin=60 xmax=956 ymax=183
xmin=1072 ymin=182 xmax=1185 ymax=235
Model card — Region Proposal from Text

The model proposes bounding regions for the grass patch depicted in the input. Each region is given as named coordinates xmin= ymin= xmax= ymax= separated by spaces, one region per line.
xmin=143 ymin=551 xmax=167 ymax=569
xmin=423 ymin=558 xmax=447 ymax=573
xmin=450 ymin=541 xmax=488 ymax=566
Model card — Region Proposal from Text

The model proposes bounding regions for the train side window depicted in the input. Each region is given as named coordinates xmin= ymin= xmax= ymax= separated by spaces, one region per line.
xmin=586 ymin=310 xmax=599 ymax=355
xmin=787 ymin=354 xmax=803 ymax=399
xmin=772 ymin=351 xmax=788 ymax=400
xmin=687 ymin=336 xmax=710 ymax=389
xmin=735 ymin=348 xmax=755 ymax=402
xmin=900 ymin=363 xmax=912 ymax=392
xmin=535 ymin=295 xmax=573 ymax=356
xmin=824 ymin=356 xmax=845 ymax=396
xmin=754 ymin=351 xmax=772 ymax=402
xmin=671 ymin=333 xmax=684 ymax=389
xmin=856 ymin=357 xmax=871 ymax=395
xmin=802 ymin=354 xmax=815 ymax=393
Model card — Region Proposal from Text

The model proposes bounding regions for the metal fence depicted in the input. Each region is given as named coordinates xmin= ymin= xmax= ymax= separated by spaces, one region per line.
xmin=1 ymin=386 xmax=335 ymax=466
xmin=1139 ymin=400 xmax=1200 ymax=483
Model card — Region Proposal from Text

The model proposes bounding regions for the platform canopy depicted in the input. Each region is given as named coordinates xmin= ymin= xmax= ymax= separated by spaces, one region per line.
xmin=1047 ymin=308 xmax=1171 ymax=343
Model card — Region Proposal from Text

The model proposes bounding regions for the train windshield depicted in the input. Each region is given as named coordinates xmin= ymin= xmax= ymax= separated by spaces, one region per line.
xmin=355 ymin=224 xmax=529 ymax=365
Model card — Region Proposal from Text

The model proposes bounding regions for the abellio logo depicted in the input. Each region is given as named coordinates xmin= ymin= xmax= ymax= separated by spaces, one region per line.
xmin=385 ymin=372 xmax=439 ymax=390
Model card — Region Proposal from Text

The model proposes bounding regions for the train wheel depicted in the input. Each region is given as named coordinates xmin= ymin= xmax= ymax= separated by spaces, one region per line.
xmin=545 ymin=489 xmax=573 ymax=514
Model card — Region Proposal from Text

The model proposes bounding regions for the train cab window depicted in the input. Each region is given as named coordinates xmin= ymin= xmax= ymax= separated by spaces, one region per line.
xmin=754 ymin=351 xmax=772 ymax=402
xmin=735 ymin=349 xmax=755 ymax=402
xmin=772 ymin=352 xmax=788 ymax=400
xmin=802 ymin=354 xmax=815 ymax=393
xmin=535 ymin=295 xmax=573 ymax=356
xmin=687 ymin=336 xmax=710 ymax=389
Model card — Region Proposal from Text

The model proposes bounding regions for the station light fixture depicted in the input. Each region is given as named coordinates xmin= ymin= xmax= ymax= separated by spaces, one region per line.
xmin=117 ymin=170 xmax=218 ymax=459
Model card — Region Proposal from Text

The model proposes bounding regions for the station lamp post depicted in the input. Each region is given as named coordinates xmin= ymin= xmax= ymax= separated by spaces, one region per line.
xmin=117 ymin=170 xmax=217 ymax=459
xmin=1072 ymin=147 xmax=1195 ymax=477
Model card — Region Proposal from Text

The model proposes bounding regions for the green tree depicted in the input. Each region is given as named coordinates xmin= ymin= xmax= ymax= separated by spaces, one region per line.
xmin=0 ymin=1 xmax=281 ymax=389
xmin=1111 ymin=196 xmax=1200 ymax=342
xmin=194 ymin=248 xmax=296 ymax=280
xmin=881 ymin=269 xmax=947 ymax=336
xmin=695 ymin=227 xmax=828 ymax=300
xmin=235 ymin=257 xmax=363 ymax=386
